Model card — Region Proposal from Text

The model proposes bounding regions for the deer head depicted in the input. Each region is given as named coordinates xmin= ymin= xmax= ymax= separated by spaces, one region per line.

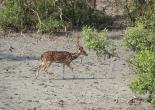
xmin=77 ymin=46 xmax=88 ymax=56
xmin=76 ymin=32 xmax=88 ymax=56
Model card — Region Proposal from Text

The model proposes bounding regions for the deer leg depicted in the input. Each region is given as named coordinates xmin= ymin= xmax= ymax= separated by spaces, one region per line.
xmin=62 ymin=64 xmax=65 ymax=79
xmin=66 ymin=64 xmax=73 ymax=71
xmin=80 ymin=57 xmax=83 ymax=63
xmin=66 ymin=64 xmax=75 ymax=79
xmin=62 ymin=64 xmax=73 ymax=79
xmin=43 ymin=62 xmax=52 ymax=74
xmin=42 ymin=63 xmax=48 ymax=73
xmin=36 ymin=65 xmax=41 ymax=78
xmin=36 ymin=62 xmax=44 ymax=78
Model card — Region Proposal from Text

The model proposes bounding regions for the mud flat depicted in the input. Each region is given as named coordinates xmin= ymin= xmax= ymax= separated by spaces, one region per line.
xmin=0 ymin=32 xmax=154 ymax=110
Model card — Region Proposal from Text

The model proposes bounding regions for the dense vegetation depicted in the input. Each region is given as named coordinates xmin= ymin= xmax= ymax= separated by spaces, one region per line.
xmin=124 ymin=0 xmax=155 ymax=106
xmin=82 ymin=26 xmax=116 ymax=60
xmin=0 ymin=0 xmax=113 ymax=32
xmin=125 ymin=0 xmax=155 ymax=27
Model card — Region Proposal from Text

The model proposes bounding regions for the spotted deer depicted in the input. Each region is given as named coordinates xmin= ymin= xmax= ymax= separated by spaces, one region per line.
xmin=36 ymin=34 xmax=88 ymax=79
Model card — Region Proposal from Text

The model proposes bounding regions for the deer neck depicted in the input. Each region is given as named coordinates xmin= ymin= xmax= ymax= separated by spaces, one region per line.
xmin=71 ymin=52 xmax=81 ymax=60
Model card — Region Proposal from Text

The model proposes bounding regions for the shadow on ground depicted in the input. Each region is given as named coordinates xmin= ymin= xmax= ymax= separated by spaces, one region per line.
xmin=0 ymin=53 xmax=39 ymax=61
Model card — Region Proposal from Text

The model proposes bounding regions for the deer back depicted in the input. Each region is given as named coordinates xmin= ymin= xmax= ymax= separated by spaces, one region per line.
xmin=41 ymin=51 xmax=73 ymax=64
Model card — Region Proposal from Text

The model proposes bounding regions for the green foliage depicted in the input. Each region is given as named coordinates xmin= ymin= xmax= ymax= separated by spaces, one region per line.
xmin=0 ymin=0 xmax=113 ymax=32
xmin=130 ymin=74 xmax=155 ymax=94
xmin=125 ymin=1 xmax=155 ymax=106
xmin=130 ymin=51 xmax=155 ymax=104
xmin=123 ymin=23 xmax=145 ymax=51
xmin=123 ymin=23 xmax=155 ymax=51
xmin=36 ymin=17 xmax=65 ymax=33
xmin=125 ymin=26 xmax=155 ymax=106
xmin=62 ymin=0 xmax=113 ymax=29
xmin=87 ymin=10 xmax=113 ymax=29
xmin=151 ymin=98 xmax=155 ymax=106
xmin=125 ymin=0 xmax=155 ymax=31
xmin=0 ymin=0 xmax=19 ymax=31
xmin=130 ymin=72 xmax=155 ymax=106
xmin=136 ymin=3 xmax=155 ymax=30
xmin=55 ymin=0 xmax=113 ymax=30
xmin=82 ymin=26 xmax=115 ymax=58
xmin=131 ymin=50 xmax=155 ymax=75
xmin=126 ymin=0 xmax=148 ymax=16
xmin=0 ymin=0 xmax=65 ymax=32
xmin=62 ymin=0 xmax=90 ymax=26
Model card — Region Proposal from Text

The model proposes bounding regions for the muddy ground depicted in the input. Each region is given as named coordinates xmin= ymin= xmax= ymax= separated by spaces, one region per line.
xmin=0 ymin=31 xmax=154 ymax=110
